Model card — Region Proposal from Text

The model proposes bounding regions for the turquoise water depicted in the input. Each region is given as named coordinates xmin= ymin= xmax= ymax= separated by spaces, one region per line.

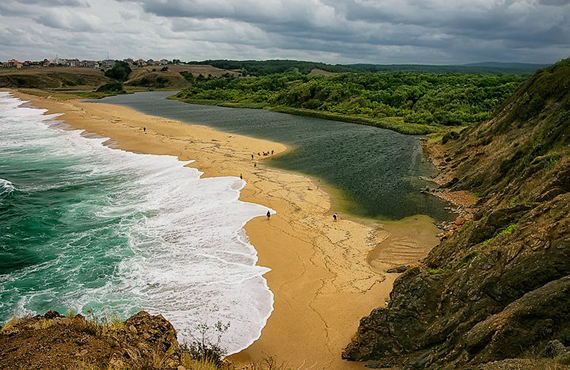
xmin=0 ymin=92 xmax=273 ymax=353
xmin=101 ymin=92 xmax=453 ymax=221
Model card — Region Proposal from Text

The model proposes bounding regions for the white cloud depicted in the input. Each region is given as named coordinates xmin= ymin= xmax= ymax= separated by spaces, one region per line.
xmin=0 ymin=0 xmax=568 ymax=64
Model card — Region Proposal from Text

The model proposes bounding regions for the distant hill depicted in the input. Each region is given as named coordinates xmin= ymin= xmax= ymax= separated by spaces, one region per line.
xmin=187 ymin=59 xmax=545 ymax=76
xmin=125 ymin=64 xmax=238 ymax=89
xmin=341 ymin=62 xmax=545 ymax=74
xmin=0 ymin=67 xmax=109 ymax=89
xmin=463 ymin=61 xmax=548 ymax=73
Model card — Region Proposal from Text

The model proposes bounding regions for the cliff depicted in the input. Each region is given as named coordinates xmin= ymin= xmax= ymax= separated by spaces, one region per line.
xmin=343 ymin=58 xmax=570 ymax=368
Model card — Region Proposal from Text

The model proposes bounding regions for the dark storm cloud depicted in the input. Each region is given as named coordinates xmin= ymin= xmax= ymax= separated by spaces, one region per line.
xmin=539 ymin=0 xmax=570 ymax=5
xmin=0 ymin=0 xmax=568 ymax=64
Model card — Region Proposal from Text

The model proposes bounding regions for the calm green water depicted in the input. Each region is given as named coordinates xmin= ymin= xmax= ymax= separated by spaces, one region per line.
xmin=101 ymin=92 xmax=453 ymax=221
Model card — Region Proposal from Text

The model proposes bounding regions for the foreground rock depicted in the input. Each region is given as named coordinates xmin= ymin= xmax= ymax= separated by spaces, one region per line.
xmin=0 ymin=311 xmax=186 ymax=369
xmin=344 ymin=59 xmax=570 ymax=368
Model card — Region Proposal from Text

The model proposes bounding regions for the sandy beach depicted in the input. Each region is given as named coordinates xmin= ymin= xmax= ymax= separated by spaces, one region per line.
xmin=7 ymin=89 xmax=440 ymax=369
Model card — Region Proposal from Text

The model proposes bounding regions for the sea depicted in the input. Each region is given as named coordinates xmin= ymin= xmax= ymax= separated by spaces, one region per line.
xmin=0 ymin=92 xmax=274 ymax=354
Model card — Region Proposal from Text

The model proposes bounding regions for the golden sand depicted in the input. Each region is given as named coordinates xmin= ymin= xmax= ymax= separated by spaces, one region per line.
xmin=7 ymin=90 xmax=440 ymax=369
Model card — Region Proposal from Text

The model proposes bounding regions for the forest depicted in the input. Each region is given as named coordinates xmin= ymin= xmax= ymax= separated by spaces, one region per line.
xmin=174 ymin=71 xmax=528 ymax=133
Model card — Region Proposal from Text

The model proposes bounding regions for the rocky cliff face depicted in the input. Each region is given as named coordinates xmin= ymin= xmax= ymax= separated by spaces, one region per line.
xmin=343 ymin=58 xmax=570 ymax=368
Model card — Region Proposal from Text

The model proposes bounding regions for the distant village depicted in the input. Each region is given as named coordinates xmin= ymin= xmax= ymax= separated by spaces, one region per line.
xmin=1 ymin=57 xmax=181 ymax=69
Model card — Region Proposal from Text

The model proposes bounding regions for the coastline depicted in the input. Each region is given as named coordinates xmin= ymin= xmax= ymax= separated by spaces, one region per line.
xmin=6 ymin=89 xmax=441 ymax=369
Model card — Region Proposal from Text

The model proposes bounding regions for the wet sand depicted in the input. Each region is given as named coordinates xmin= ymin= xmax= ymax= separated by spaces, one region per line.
xmin=7 ymin=89 xmax=440 ymax=369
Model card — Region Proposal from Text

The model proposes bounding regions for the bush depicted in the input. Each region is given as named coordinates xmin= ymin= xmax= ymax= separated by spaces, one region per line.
xmin=442 ymin=130 xmax=460 ymax=144
xmin=186 ymin=321 xmax=230 ymax=367
xmin=95 ymin=81 xmax=124 ymax=93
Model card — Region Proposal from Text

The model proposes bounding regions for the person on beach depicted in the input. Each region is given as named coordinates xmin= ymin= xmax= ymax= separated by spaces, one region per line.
xmin=143 ymin=127 xmax=146 ymax=133
xmin=240 ymin=174 xmax=243 ymax=180
xmin=251 ymin=154 xmax=254 ymax=160
xmin=333 ymin=213 xmax=338 ymax=222
xmin=254 ymin=162 xmax=257 ymax=167
xmin=267 ymin=211 xmax=271 ymax=219
xmin=271 ymin=150 xmax=274 ymax=155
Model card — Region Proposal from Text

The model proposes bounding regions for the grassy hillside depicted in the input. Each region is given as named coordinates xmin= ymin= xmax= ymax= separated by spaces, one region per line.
xmin=0 ymin=67 xmax=109 ymax=90
xmin=126 ymin=64 xmax=239 ymax=89
xmin=343 ymin=58 xmax=570 ymax=368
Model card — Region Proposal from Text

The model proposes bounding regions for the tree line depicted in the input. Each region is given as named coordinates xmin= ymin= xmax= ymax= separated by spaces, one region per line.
xmin=175 ymin=71 xmax=527 ymax=126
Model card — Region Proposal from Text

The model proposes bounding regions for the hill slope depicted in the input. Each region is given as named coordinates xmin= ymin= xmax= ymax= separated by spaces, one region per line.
xmin=343 ymin=58 xmax=570 ymax=368
xmin=0 ymin=68 xmax=109 ymax=89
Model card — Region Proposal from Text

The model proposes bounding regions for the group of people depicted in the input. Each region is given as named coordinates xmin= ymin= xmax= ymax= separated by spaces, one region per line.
xmin=252 ymin=150 xmax=275 ymax=159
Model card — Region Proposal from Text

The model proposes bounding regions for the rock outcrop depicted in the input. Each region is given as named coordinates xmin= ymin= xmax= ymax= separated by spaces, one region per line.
xmin=0 ymin=310 xmax=186 ymax=369
xmin=344 ymin=58 xmax=570 ymax=368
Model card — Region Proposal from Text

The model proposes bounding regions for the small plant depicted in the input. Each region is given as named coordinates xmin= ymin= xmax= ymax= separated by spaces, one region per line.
xmin=0 ymin=317 xmax=22 ymax=334
xmin=559 ymin=353 xmax=570 ymax=366
xmin=67 ymin=308 xmax=77 ymax=318
xmin=34 ymin=319 xmax=55 ymax=330
xmin=180 ymin=354 xmax=220 ymax=370
xmin=257 ymin=355 xmax=287 ymax=370
xmin=425 ymin=267 xmax=450 ymax=275
xmin=481 ymin=223 xmax=519 ymax=247
xmin=185 ymin=321 xmax=230 ymax=367
xmin=453 ymin=251 xmax=478 ymax=270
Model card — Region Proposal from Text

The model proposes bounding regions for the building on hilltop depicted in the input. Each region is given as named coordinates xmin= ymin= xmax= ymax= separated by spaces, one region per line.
xmin=101 ymin=59 xmax=115 ymax=69
xmin=80 ymin=60 xmax=100 ymax=69
xmin=5 ymin=59 xmax=22 ymax=68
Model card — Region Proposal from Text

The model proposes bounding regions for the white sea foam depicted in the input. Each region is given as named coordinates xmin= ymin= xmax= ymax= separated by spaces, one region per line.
xmin=0 ymin=92 xmax=274 ymax=354
xmin=0 ymin=178 xmax=14 ymax=195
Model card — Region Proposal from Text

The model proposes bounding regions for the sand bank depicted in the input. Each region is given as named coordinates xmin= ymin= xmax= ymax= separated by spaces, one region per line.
xmin=8 ymin=89 xmax=440 ymax=369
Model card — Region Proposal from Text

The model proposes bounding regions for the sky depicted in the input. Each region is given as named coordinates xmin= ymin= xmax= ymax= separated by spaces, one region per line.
xmin=0 ymin=0 xmax=569 ymax=65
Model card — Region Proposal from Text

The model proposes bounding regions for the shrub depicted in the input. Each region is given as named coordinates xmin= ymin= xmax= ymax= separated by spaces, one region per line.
xmin=95 ymin=81 xmax=124 ymax=93
xmin=186 ymin=321 xmax=230 ymax=367
xmin=442 ymin=130 xmax=460 ymax=144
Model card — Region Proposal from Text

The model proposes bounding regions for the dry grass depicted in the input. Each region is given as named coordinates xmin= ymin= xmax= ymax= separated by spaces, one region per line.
xmin=308 ymin=68 xmax=336 ymax=77
xmin=181 ymin=354 xmax=220 ymax=370
xmin=0 ymin=316 xmax=23 ymax=334
xmin=0 ymin=67 xmax=105 ymax=76
xmin=168 ymin=65 xmax=240 ymax=77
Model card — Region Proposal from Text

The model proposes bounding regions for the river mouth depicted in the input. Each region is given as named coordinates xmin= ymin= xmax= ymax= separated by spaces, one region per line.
xmin=99 ymin=91 xmax=454 ymax=222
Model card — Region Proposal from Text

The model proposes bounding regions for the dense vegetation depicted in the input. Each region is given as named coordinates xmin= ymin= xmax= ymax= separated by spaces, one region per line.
xmin=95 ymin=81 xmax=125 ymax=93
xmin=104 ymin=61 xmax=132 ymax=81
xmin=175 ymin=71 xmax=527 ymax=131
xmin=189 ymin=59 xmax=544 ymax=76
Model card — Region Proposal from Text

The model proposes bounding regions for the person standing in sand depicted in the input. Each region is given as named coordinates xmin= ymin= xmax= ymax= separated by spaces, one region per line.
xmin=267 ymin=211 xmax=271 ymax=219
xmin=333 ymin=213 xmax=338 ymax=222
